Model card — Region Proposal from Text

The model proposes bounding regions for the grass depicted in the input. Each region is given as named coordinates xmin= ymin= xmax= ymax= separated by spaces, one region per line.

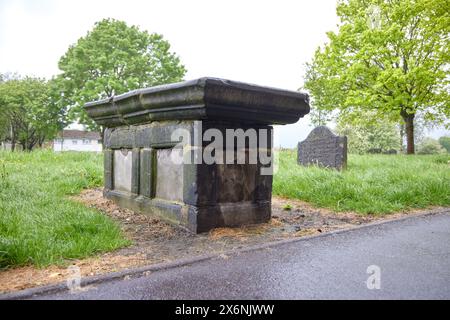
xmin=273 ymin=150 xmax=450 ymax=214
xmin=0 ymin=150 xmax=129 ymax=269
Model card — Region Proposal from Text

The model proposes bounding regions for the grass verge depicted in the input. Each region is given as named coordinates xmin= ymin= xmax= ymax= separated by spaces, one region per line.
xmin=0 ymin=150 xmax=129 ymax=269
xmin=273 ymin=150 xmax=450 ymax=214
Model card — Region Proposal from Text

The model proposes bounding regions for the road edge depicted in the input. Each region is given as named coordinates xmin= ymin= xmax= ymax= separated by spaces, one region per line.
xmin=1 ymin=207 xmax=449 ymax=300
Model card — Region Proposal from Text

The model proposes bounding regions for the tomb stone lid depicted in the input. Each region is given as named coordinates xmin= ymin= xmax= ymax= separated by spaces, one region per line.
xmin=84 ymin=77 xmax=310 ymax=127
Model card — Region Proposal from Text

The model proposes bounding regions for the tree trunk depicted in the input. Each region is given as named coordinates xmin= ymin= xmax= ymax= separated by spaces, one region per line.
xmin=399 ymin=123 xmax=405 ymax=153
xmin=38 ymin=133 xmax=46 ymax=148
xmin=10 ymin=124 xmax=16 ymax=152
xmin=401 ymin=111 xmax=415 ymax=154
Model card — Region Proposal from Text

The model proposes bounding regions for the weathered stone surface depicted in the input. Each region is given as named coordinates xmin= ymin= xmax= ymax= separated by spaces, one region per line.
xmin=101 ymin=120 xmax=276 ymax=233
xmin=139 ymin=149 xmax=153 ymax=198
xmin=113 ymin=149 xmax=132 ymax=192
xmin=85 ymin=77 xmax=310 ymax=127
xmin=155 ymin=148 xmax=184 ymax=202
xmin=85 ymin=78 xmax=310 ymax=233
xmin=297 ymin=126 xmax=347 ymax=170
xmin=104 ymin=149 xmax=113 ymax=190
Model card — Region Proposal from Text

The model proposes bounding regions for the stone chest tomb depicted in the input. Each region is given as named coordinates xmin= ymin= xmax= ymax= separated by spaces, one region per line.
xmin=85 ymin=77 xmax=310 ymax=233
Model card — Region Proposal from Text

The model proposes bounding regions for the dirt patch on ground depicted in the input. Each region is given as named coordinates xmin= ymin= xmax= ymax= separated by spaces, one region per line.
xmin=0 ymin=188 xmax=443 ymax=294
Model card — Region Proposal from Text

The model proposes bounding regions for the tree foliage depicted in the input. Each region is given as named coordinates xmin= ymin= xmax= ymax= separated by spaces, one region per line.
xmin=438 ymin=136 xmax=450 ymax=153
xmin=335 ymin=112 xmax=401 ymax=153
xmin=304 ymin=0 xmax=450 ymax=154
xmin=58 ymin=18 xmax=187 ymax=129
xmin=0 ymin=77 xmax=65 ymax=151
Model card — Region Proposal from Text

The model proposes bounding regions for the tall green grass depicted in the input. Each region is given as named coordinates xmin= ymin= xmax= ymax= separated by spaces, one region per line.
xmin=273 ymin=150 xmax=450 ymax=214
xmin=0 ymin=150 xmax=129 ymax=269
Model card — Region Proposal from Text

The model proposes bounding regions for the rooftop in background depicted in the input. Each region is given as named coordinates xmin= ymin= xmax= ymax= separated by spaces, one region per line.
xmin=56 ymin=130 xmax=101 ymax=140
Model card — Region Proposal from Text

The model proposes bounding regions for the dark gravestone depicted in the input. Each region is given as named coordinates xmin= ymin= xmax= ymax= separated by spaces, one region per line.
xmin=85 ymin=77 xmax=310 ymax=233
xmin=297 ymin=126 xmax=347 ymax=170
xmin=367 ymin=148 xmax=382 ymax=154
xmin=383 ymin=149 xmax=397 ymax=154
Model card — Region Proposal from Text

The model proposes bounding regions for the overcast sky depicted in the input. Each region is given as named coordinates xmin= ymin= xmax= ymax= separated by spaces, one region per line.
xmin=0 ymin=0 xmax=448 ymax=146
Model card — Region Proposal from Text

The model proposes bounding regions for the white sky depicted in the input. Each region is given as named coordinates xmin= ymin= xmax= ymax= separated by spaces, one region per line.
xmin=0 ymin=0 xmax=448 ymax=146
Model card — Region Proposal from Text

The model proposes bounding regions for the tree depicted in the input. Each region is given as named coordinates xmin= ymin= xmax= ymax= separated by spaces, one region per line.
xmin=0 ymin=77 xmax=65 ymax=151
xmin=0 ymin=74 xmax=7 ymax=143
xmin=303 ymin=63 xmax=338 ymax=126
xmin=0 ymin=106 xmax=9 ymax=144
xmin=335 ymin=112 xmax=401 ymax=153
xmin=58 ymin=18 xmax=187 ymax=130
xmin=304 ymin=0 xmax=450 ymax=154
xmin=439 ymin=136 xmax=450 ymax=153
xmin=0 ymin=73 xmax=18 ymax=144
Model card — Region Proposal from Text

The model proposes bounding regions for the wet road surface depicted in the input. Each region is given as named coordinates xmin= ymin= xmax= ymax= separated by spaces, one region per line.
xmin=33 ymin=212 xmax=450 ymax=299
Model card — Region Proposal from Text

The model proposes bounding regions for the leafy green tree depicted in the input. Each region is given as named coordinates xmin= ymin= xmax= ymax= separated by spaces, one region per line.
xmin=308 ymin=107 xmax=334 ymax=127
xmin=0 ymin=109 xmax=8 ymax=144
xmin=438 ymin=136 xmax=450 ymax=153
xmin=336 ymin=113 xmax=400 ymax=153
xmin=0 ymin=74 xmax=7 ymax=142
xmin=0 ymin=77 xmax=65 ymax=151
xmin=58 ymin=18 xmax=187 ymax=130
xmin=304 ymin=0 xmax=450 ymax=154
xmin=303 ymin=63 xmax=337 ymax=126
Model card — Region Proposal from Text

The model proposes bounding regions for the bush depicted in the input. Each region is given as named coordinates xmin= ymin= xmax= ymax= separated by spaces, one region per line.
xmin=417 ymin=138 xmax=445 ymax=154
xmin=438 ymin=136 xmax=450 ymax=153
xmin=336 ymin=121 xmax=400 ymax=154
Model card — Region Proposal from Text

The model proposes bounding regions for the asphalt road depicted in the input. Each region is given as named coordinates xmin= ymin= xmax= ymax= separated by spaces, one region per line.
xmin=34 ymin=212 xmax=450 ymax=299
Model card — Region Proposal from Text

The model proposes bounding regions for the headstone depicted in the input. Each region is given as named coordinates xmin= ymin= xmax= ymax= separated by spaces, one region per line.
xmin=85 ymin=77 xmax=310 ymax=233
xmin=297 ymin=126 xmax=347 ymax=170
xmin=367 ymin=148 xmax=382 ymax=154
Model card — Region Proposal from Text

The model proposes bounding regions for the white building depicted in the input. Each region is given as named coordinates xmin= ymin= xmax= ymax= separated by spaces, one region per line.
xmin=53 ymin=130 xmax=102 ymax=152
